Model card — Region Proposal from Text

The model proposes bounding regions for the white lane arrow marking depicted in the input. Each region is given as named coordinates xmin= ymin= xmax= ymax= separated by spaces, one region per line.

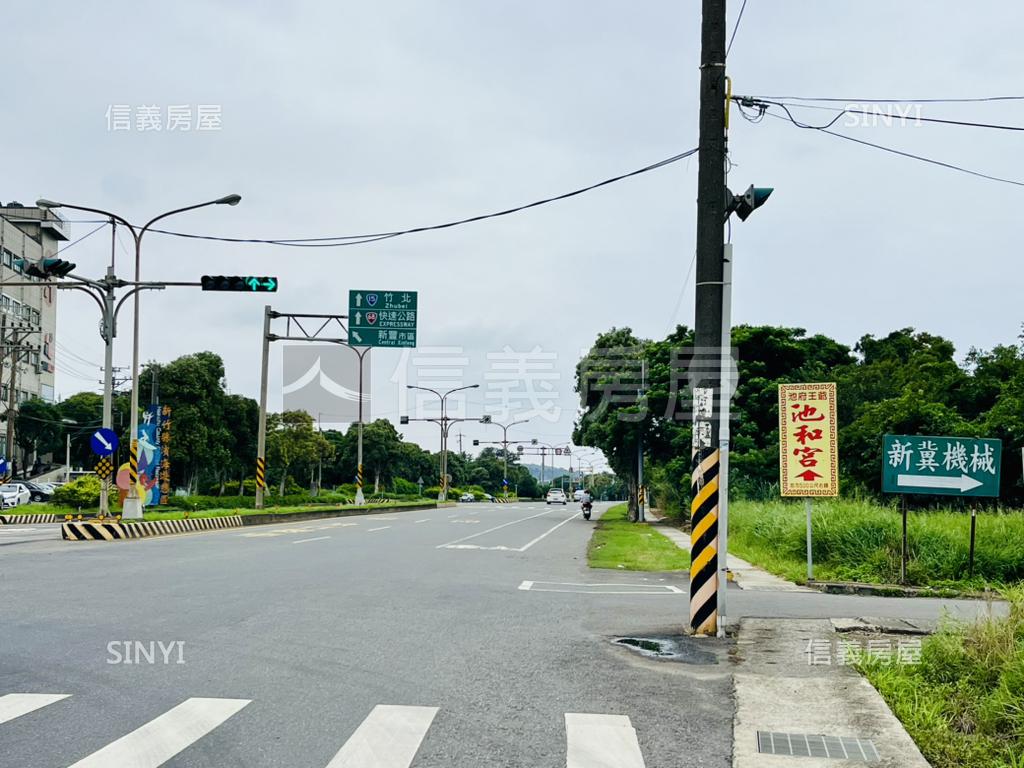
xmin=896 ymin=473 xmax=983 ymax=492
xmin=93 ymin=432 xmax=112 ymax=451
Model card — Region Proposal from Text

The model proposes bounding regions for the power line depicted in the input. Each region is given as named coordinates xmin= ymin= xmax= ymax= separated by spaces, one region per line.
xmin=726 ymin=0 xmax=749 ymax=57
xmin=756 ymin=106 xmax=1024 ymax=188
xmin=57 ymin=221 xmax=109 ymax=254
xmin=754 ymin=94 xmax=1024 ymax=104
xmin=740 ymin=96 xmax=1024 ymax=132
xmin=145 ymin=148 xmax=701 ymax=248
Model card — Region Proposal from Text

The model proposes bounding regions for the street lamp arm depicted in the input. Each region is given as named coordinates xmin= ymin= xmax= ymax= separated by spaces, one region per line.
xmin=54 ymin=283 xmax=105 ymax=314
xmin=139 ymin=195 xmax=241 ymax=238
xmin=114 ymin=286 xmax=166 ymax=321
xmin=36 ymin=201 xmax=135 ymax=234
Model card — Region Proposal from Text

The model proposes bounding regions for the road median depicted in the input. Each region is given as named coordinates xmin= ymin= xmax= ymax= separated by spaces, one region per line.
xmin=61 ymin=502 xmax=437 ymax=541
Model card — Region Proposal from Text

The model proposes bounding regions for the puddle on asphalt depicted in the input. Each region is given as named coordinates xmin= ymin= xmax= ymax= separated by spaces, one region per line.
xmin=613 ymin=635 xmax=718 ymax=664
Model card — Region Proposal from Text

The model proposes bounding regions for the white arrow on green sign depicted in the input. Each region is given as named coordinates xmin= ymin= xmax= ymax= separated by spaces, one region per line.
xmin=882 ymin=434 xmax=1001 ymax=497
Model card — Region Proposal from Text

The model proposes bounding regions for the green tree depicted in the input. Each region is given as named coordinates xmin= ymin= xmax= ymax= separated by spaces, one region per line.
xmin=15 ymin=398 xmax=63 ymax=471
xmin=266 ymin=410 xmax=328 ymax=495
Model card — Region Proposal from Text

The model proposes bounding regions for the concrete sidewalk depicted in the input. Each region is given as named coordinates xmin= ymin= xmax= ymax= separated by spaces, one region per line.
xmin=733 ymin=618 xmax=930 ymax=768
xmin=651 ymin=520 xmax=814 ymax=592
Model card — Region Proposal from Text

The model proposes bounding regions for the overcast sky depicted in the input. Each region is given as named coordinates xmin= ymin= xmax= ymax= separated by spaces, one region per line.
xmin=4 ymin=1 xmax=1022 ymax=470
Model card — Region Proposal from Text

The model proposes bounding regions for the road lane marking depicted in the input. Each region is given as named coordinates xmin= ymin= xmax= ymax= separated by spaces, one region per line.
xmin=519 ymin=581 xmax=685 ymax=595
xmin=293 ymin=536 xmax=331 ymax=544
xmin=436 ymin=510 xmax=551 ymax=549
xmin=517 ymin=512 xmax=580 ymax=551
xmin=0 ymin=693 xmax=69 ymax=724
xmin=368 ymin=526 xmax=392 ymax=532
xmin=565 ymin=713 xmax=646 ymax=768
xmin=414 ymin=519 xmax=430 ymax=523
xmin=326 ymin=704 xmax=438 ymax=768
xmin=67 ymin=697 xmax=250 ymax=768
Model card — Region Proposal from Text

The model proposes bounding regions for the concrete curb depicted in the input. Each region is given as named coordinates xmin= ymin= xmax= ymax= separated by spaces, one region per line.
xmin=0 ymin=513 xmax=62 ymax=524
xmin=60 ymin=503 xmax=438 ymax=541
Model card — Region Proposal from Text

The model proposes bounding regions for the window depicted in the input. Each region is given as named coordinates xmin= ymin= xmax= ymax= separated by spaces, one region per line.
xmin=31 ymin=351 xmax=39 ymax=367
xmin=0 ymin=295 xmax=9 ymax=312
xmin=32 ymin=309 xmax=40 ymax=326
xmin=1 ymin=250 xmax=11 ymax=268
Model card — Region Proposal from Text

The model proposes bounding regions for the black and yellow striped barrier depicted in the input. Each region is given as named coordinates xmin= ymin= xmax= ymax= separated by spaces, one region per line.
xmin=638 ymin=485 xmax=646 ymax=507
xmin=255 ymin=457 xmax=266 ymax=489
xmin=129 ymin=439 xmax=139 ymax=487
xmin=690 ymin=447 xmax=719 ymax=635
xmin=62 ymin=515 xmax=244 ymax=541
xmin=356 ymin=464 xmax=363 ymax=495
xmin=0 ymin=514 xmax=62 ymax=524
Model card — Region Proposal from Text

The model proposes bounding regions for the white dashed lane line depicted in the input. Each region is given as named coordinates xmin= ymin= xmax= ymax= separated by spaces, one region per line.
xmin=292 ymin=536 xmax=331 ymax=544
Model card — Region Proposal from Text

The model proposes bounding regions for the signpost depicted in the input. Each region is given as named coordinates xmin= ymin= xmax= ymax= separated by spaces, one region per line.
xmin=883 ymin=434 xmax=1001 ymax=582
xmin=90 ymin=428 xmax=118 ymax=457
xmin=348 ymin=290 xmax=417 ymax=348
xmin=779 ymin=383 xmax=838 ymax=582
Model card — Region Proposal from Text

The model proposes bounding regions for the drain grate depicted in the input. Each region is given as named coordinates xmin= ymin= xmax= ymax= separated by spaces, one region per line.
xmin=757 ymin=732 xmax=880 ymax=762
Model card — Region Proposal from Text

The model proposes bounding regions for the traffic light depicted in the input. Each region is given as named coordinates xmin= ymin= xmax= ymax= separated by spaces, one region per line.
xmin=399 ymin=416 xmax=409 ymax=425
xmin=472 ymin=439 xmax=480 ymax=446
xmin=725 ymin=185 xmax=773 ymax=222
xmin=480 ymin=415 xmax=492 ymax=424
xmin=14 ymin=257 xmax=76 ymax=278
xmin=200 ymin=275 xmax=278 ymax=292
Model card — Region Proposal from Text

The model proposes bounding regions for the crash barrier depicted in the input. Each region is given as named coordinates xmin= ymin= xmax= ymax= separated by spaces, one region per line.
xmin=0 ymin=513 xmax=62 ymax=524
xmin=62 ymin=515 xmax=244 ymax=541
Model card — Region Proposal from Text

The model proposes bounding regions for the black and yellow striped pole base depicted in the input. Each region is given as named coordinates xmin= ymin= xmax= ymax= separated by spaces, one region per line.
xmin=128 ymin=439 xmax=139 ymax=487
xmin=356 ymin=464 xmax=363 ymax=493
xmin=690 ymin=447 xmax=719 ymax=635
xmin=255 ymin=457 xmax=266 ymax=489
xmin=638 ymin=485 xmax=646 ymax=506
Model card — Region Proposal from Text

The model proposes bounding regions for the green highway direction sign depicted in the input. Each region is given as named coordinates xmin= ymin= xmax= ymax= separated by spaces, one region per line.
xmin=348 ymin=290 xmax=418 ymax=348
xmin=882 ymin=434 xmax=1001 ymax=497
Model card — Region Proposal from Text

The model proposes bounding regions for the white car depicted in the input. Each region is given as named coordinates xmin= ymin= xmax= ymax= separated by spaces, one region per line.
xmin=459 ymin=492 xmax=475 ymax=503
xmin=573 ymin=489 xmax=585 ymax=502
xmin=0 ymin=483 xmax=32 ymax=508
xmin=545 ymin=489 xmax=567 ymax=505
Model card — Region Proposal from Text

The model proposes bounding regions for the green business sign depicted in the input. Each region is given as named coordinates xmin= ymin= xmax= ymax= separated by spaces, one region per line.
xmin=347 ymin=290 xmax=418 ymax=348
xmin=882 ymin=434 xmax=1001 ymax=497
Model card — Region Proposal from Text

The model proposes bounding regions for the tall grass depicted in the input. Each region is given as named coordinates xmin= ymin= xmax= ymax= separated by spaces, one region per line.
xmin=729 ymin=499 xmax=1024 ymax=587
xmin=860 ymin=587 xmax=1024 ymax=768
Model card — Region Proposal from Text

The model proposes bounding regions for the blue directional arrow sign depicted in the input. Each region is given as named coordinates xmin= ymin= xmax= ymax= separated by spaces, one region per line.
xmin=0 ymin=458 xmax=9 ymax=475
xmin=91 ymin=428 xmax=119 ymax=457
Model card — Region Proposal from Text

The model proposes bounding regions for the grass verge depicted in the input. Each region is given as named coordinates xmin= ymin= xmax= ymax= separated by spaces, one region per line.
xmin=138 ymin=500 xmax=434 ymax=522
xmin=587 ymin=503 xmax=690 ymax=571
xmin=728 ymin=499 xmax=1024 ymax=589
xmin=858 ymin=587 xmax=1024 ymax=768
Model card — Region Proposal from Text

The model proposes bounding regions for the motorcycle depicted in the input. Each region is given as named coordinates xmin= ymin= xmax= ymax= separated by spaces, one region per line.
xmin=581 ymin=500 xmax=593 ymax=520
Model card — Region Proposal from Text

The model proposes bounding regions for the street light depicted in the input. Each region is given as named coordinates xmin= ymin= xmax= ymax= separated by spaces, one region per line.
xmin=37 ymin=195 xmax=241 ymax=518
xmin=405 ymin=384 xmax=479 ymax=501
xmin=481 ymin=418 xmax=530 ymax=499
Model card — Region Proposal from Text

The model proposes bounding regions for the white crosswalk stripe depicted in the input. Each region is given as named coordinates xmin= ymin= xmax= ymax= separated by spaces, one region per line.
xmin=0 ymin=693 xmax=69 ymax=724
xmin=66 ymin=697 xmax=251 ymax=768
xmin=325 ymin=705 xmax=438 ymax=768
xmin=565 ymin=713 xmax=646 ymax=768
xmin=1 ymin=693 xmax=648 ymax=767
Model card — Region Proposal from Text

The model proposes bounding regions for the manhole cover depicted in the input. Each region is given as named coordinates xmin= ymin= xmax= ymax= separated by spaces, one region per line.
xmin=613 ymin=636 xmax=718 ymax=664
xmin=757 ymin=732 xmax=879 ymax=762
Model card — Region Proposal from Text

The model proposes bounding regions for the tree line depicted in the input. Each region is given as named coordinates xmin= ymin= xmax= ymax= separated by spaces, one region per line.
xmin=573 ymin=324 xmax=1024 ymax=515
xmin=16 ymin=351 xmax=558 ymax=497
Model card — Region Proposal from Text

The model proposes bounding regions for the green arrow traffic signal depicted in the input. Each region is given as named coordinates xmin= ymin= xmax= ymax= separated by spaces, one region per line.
xmin=201 ymin=276 xmax=279 ymax=292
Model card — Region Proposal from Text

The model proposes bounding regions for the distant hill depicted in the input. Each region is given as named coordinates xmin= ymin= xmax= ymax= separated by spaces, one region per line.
xmin=518 ymin=462 xmax=576 ymax=482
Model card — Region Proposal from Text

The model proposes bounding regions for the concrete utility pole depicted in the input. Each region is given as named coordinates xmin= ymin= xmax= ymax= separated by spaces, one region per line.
xmin=690 ymin=0 xmax=728 ymax=637
xmin=637 ymin=357 xmax=646 ymax=522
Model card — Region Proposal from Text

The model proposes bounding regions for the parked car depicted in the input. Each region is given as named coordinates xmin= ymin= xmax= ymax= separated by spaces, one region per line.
xmin=0 ymin=483 xmax=32 ymax=508
xmin=23 ymin=482 xmax=54 ymax=502
xmin=459 ymin=492 xmax=475 ymax=503
xmin=545 ymin=489 xmax=567 ymax=505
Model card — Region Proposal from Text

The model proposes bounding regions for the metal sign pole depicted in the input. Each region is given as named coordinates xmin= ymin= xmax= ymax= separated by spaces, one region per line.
xmin=805 ymin=497 xmax=813 ymax=582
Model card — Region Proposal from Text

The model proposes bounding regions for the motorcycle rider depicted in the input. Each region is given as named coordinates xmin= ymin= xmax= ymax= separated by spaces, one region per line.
xmin=580 ymin=489 xmax=593 ymax=508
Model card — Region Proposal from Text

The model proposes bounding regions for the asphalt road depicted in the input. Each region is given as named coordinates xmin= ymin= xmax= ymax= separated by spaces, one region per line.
xmin=0 ymin=502 xmax=998 ymax=767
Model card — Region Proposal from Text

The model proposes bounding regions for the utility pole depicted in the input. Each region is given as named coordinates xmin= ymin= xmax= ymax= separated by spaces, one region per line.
xmin=637 ymin=357 xmax=646 ymax=522
xmin=690 ymin=0 xmax=728 ymax=637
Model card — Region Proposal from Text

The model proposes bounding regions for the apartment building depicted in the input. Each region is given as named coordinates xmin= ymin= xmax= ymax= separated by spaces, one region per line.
xmin=0 ymin=202 xmax=65 ymax=457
